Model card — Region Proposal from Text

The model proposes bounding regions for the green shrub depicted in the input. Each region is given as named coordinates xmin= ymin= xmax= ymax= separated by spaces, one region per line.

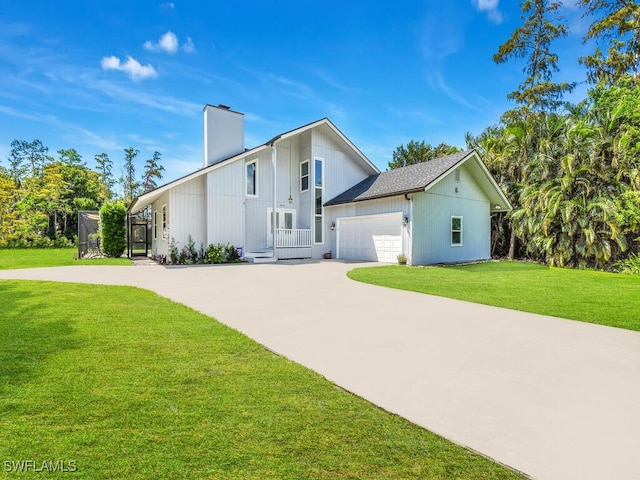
xmin=186 ymin=235 xmax=198 ymax=263
xmin=613 ymin=253 xmax=640 ymax=275
xmin=205 ymin=243 xmax=225 ymax=264
xmin=198 ymin=243 xmax=206 ymax=264
xmin=169 ymin=238 xmax=178 ymax=265
xmin=0 ymin=234 xmax=73 ymax=249
xmin=99 ymin=201 xmax=127 ymax=258
xmin=166 ymin=237 xmax=241 ymax=265
xmin=224 ymin=244 xmax=240 ymax=262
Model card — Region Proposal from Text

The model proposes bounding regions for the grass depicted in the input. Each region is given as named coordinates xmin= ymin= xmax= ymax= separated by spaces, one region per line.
xmin=0 ymin=280 xmax=523 ymax=479
xmin=0 ymin=248 xmax=131 ymax=269
xmin=348 ymin=261 xmax=640 ymax=331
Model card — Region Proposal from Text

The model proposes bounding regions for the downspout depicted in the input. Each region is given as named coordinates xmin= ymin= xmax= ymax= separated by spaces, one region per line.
xmin=405 ymin=193 xmax=413 ymax=265
xmin=271 ymin=142 xmax=278 ymax=258
xmin=266 ymin=133 xmax=282 ymax=259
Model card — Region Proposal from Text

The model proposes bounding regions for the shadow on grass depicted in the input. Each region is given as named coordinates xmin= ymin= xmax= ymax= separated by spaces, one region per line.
xmin=0 ymin=281 xmax=80 ymax=395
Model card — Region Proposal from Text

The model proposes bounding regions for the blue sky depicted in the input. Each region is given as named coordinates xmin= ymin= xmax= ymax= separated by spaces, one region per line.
xmin=0 ymin=1 xmax=589 ymax=183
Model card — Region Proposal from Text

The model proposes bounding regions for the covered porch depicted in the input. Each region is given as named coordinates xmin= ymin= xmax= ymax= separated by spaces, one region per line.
xmin=245 ymin=228 xmax=312 ymax=261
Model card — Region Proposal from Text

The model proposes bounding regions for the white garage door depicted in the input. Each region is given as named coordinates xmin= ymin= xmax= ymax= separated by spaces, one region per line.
xmin=337 ymin=212 xmax=403 ymax=263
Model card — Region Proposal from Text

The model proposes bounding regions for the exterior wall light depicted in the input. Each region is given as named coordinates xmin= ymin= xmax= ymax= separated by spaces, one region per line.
xmin=330 ymin=221 xmax=336 ymax=231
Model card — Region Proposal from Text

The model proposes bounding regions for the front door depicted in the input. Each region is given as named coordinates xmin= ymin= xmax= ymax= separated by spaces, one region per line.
xmin=267 ymin=208 xmax=295 ymax=247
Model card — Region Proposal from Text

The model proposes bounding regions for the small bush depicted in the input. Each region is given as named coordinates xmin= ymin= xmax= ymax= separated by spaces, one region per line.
xmin=225 ymin=244 xmax=240 ymax=262
xmin=186 ymin=235 xmax=198 ymax=263
xmin=205 ymin=243 xmax=225 ymax=264
xmin=99 ymin=201 xmax=127 ymax=258
xmin=0 ymin=234 xmax=74 ymax=249
xmin=613 ymin=253 xmax=640 ymax=275
xmin=169 ymin=238 xmax=178 ymax=265
xmin=168 ymin=237 xmax=240 ymax=265
xmin=397 ymin=253 xmax=408 ymax=265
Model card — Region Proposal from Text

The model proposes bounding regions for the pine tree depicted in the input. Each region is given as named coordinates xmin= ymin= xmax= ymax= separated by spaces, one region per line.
xmin=142 ymin=151 xmax=165 ymax=193
xmin=579 ymin=0 xmax=640 ymax=85
xmin=8 ymin=139 xmax=52 ymax=184
xmin=95 ymin=152 xmax=115 ymax=199
xmin=122 ymin=147 xmax=140 ymax=205
xmin=493 ymin=0 xmax=574 ymax=115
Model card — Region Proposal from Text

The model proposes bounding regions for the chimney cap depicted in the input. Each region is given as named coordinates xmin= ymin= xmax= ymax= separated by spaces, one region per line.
xmin=217 ymin=103 xmax=230 ymax=110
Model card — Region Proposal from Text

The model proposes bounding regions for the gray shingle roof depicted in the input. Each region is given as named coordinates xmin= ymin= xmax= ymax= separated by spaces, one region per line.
xmin=325 ymin=150 xmax=474 ymax=206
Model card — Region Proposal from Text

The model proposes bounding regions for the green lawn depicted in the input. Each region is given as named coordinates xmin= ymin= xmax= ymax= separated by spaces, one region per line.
xmin=0 ymin=248 xmax=131 ymax=269
xmin=0 ymin=280 xmax=523 ymax=479
xmin=348 ymin=261 xmax=640 ymax=331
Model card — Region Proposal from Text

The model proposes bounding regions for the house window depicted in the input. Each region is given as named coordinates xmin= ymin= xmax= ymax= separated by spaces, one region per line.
xmin=314 ymin=158 xmax=323 ymax=244
xmin=300 ymin=160 xmax=309 ymax=192
xmin=154 ymin=211 xmax=159 ymax=240
xmin=246 ymin=160 xmax=257 ymax=196
xmin=451 ymin=216 xmax=463 ymax=246
xmin=162 ymin=205 xmax=167 ymax=239
xmin=454 ymin=169 xmax=461 ymax=182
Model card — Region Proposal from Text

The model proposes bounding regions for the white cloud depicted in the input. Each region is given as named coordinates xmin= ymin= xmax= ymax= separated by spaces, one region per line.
xmin=160 ymin=2 xmax=175 ymax=8
xmin=100 ymin=55 xmax=157 ymax=81
xmin=428 ymin=72 xmax=483 ymax=113
xmin=144 ymin=31 xmax=179 ymax=54
xmin=89 ymin=78 xmax=200 ymax=116
xmin=474 ymin=0 xmax=499 ymax=9
xmin=472 ymin=0 xmax=503 ymax=24
xmin=183 ymin=37 xmax=196 ymax=53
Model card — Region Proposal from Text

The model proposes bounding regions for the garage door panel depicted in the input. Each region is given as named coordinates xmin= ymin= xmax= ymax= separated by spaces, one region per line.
xmin=338 ymin=213 xmax=402 ymax=263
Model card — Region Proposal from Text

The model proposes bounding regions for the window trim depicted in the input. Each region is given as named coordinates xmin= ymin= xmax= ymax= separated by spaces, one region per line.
xmin=153 ymin=211 xmax=159 ymax=240
xmin=314 ymin=157 xmax=324 ymax=245
xmin=161 ymin=205 xmax=167 ymax=239
xmin=451 ymin=215 xmax=463 ymax=247
xmin=300 ymin=159 xmax=310 ymax=193
xmin=454 ymin=169 xmax=461 ymax=183
xmin=246 ymin=159 xmax=258 ymax=197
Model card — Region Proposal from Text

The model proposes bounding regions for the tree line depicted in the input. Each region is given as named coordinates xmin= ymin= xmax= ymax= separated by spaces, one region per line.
xmin=0 ymin=141 xmax=164 ymax=247
xmin=392 ymin=0 xmax=640 ymax=270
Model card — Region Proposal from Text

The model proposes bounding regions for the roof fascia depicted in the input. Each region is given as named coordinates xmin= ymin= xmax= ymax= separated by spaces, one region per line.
xmin=270 ymin=118 xmax=379 ymax=174
xmin=130 ymin=144 xmax=268 ymax=212
xmin=320 ymin=119 xmax=380 ymax=174
xmin=324 ymin=188 xmax=420 ymax=207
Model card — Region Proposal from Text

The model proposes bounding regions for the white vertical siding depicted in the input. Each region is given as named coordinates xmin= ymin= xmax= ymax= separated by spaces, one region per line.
xmin=244 ymin=149 xmax=273 ymax=251
xmin=169 ymin=176 xmax=206 ymax=249
xmin=412 ymin=166 xmax=491 ymax=265
xmin=207 ymin=160 xmax=244 ymax=249
xmin=299 ymin=131 xmax=312 ymax=229
xmin=310 ymin=125 xmax=373 ymax=258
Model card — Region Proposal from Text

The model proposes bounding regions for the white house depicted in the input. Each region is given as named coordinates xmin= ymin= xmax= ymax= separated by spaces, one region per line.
xmin=130 ymin=104 xmax=511 ymax=264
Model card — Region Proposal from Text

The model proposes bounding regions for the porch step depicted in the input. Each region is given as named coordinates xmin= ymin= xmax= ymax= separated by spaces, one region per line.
xmin=244 ymin=249 xmax=277 ymax=263
xmin=249 ymin=256 xmax=278 ymax=264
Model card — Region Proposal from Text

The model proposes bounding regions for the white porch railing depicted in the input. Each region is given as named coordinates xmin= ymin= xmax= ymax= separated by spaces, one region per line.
xmin=275 ymin=228 xmax=312 ymax=248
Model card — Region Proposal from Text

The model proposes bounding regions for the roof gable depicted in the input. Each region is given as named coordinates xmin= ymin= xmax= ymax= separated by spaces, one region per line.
xmin=324 ymin=150 xmax=512 ymax=212
xmin=325 ymin=150 xmax=472 ymax=206
xmin=130 ymin=117 xmax=378 ymax=212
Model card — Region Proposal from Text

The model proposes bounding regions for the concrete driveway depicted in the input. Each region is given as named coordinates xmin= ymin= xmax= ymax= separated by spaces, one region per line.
xmin=2 ymin=260 xmax=640 ymax=480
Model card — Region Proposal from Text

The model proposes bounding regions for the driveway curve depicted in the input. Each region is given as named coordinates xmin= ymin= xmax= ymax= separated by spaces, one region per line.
xmin=1 ymin=260 xmax=639 ymax=480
